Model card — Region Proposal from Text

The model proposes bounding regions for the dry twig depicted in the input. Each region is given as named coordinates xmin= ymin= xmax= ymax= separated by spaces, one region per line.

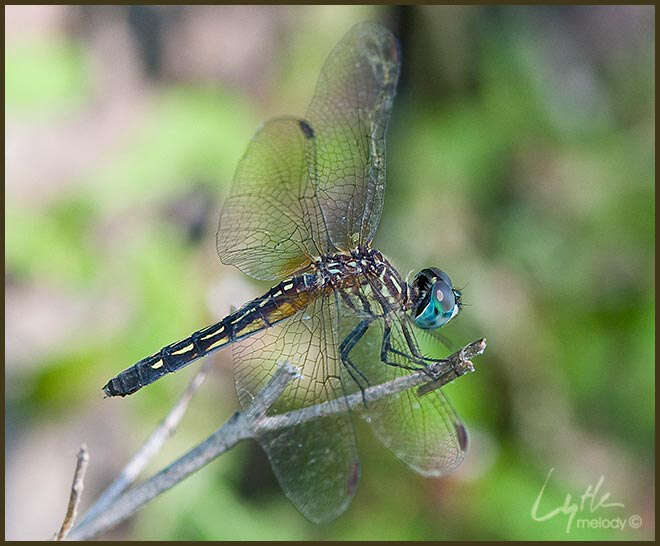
xmin=75 ymin=359 xmax=215 ymax=531
xmin=55 ymin=444 xmax=90 ymax=540
xmin=68 ymin=338 xmax=486 ymax=540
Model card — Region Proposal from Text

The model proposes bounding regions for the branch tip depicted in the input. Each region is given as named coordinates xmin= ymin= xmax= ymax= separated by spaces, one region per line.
xmin=55 ymin=444 xmax=90 ymax=540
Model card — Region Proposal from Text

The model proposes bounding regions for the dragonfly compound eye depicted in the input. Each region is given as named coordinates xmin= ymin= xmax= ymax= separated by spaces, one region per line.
xmin=434 ymin=269 xmax=453 ymax=289
xmin=414 ymin=279 xmax=458 ymax=329
xmin=413 ymin=268 xmax=453 ymax=290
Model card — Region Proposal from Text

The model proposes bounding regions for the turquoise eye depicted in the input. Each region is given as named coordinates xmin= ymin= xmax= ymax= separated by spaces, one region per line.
xmin=414 ymin=281 xmax=458 ymax=329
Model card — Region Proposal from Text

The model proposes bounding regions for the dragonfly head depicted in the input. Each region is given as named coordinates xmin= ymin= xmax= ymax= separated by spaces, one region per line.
xmin=412 ymin=268 xmax=462 ymax=329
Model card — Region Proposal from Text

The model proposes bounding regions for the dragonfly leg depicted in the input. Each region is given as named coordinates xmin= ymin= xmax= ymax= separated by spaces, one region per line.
xmin=338 ymin=319 xmax=373 ymax=407
xmin=379 ymin=319 xmax=461 ymax=383
xmin=380 ymin=321 xmax=429 ymax=373
xmin=400 ymin=319 xmax=449 ymax=364
xmin=398 ymin=319 xmax=466 ymax=379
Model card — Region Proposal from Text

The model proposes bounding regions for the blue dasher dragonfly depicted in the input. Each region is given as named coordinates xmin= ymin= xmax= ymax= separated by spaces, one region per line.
xmin=104 ymin=22 xmax=476 ymax=523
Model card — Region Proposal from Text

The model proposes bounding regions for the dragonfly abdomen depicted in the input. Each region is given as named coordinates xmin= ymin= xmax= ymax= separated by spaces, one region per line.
xmin=102 ymin=319 xmax=234 ymax=397
xmin=103 ymin=275 xmax=316 ymax=397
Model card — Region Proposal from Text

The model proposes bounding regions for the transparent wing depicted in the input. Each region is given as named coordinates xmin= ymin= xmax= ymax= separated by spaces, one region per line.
xmin=217 ymin=117 xmax=324 ymax=281
xmin=337 ymin=289 xmax=468 ymax=477
xmin=232 ymin=292 xmax=361 ymax=523
xmin=217 ymin=23 xmax=401 ymax=280
xmin=304 ymin=22 xmax=401 ymax=250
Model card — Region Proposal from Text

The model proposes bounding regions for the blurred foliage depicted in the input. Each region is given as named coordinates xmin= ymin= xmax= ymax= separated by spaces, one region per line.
xmin=5 ymin=5 xmax=654 ymax=541
xmin=5 ymin=38 xmax=90 ymax=116
xmin=88 ymin=87 xmax=254 ymax=211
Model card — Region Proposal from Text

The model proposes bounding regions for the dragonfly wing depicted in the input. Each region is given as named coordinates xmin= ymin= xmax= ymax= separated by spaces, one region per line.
xmin=337 ymin=293 xmax=468 ymax=477
xmin=217 ymin=117 xmax=325 ymax=281
xmin=232 ymin=293 xmax=361 ymax=523
xmin=218 ymin=23 xmax=401 ymax=279
xmin=304 ymin=22 xmax=401 ymax=250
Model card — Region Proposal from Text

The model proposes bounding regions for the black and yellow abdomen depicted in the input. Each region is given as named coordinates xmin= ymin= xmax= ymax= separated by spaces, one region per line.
xmin=103 ymin=274 xmax=316 ymax=397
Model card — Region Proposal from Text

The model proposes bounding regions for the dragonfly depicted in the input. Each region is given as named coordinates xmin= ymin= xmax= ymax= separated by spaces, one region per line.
xmin=104 ymin=22 xmax=475 ymax=524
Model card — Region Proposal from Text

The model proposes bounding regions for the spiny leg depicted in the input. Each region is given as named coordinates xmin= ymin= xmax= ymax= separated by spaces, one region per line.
xmin=379 ymin=318 xmax=456 ymax=381
xmin=398 ymin=317 xmax=444 ymax=362
xmin=401 ymin=318 xmax=464 ymax=378
xmin=380 ymin=320 xmax=428 ymax=372
xmin=338 ymin=319 xmax=372 ymax=407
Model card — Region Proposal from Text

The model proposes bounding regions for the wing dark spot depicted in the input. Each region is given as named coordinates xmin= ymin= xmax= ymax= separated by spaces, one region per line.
xmin=455 ymin=422 xmax=468 ymax=452
xmin=298 ymin=119 xmax=315 ymax=139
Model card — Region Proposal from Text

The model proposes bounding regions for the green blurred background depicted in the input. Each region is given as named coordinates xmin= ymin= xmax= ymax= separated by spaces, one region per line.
xmin=5 ymin=5 xmax=654 ymax=540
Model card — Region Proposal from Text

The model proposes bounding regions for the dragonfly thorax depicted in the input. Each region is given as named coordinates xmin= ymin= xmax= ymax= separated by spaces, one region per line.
xmin=311 ymin=247 xmax=411 ymax=311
